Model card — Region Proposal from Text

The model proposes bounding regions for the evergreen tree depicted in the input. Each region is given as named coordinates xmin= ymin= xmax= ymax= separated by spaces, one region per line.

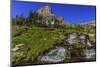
xmin=15 ymin=14 xmax=25 ymax=26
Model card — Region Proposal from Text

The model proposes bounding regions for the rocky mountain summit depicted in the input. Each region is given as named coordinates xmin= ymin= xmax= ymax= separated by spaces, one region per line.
xmin=37 ymin=6 xmax=54 ymax=17
xmin=35 ymin=6 xmax=64 ymax=27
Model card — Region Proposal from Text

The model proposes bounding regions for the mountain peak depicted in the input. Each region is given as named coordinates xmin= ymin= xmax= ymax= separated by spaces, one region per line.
xmin=37 ymin=6 xmax=54 ymax=17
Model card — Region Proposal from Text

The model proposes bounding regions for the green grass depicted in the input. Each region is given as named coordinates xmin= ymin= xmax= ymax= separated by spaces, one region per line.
xmin=12 ymin=26 xmax=64 ymax=63
xmin=12 ymin=24 xmax=96 ymax=64
xmin=65 ymin=29 xmax=80 ymax=33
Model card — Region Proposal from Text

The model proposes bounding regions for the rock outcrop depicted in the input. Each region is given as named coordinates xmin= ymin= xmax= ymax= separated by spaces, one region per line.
xmin=38 ymin=33 xmax=96 ymax=63
xmin=80 ymin=21 xmax=96 ymax=33
xmin=37 ymin=6 xmax=54 ymax=17
xmin=65 ymin=33 xmax=93 ymax=48
xmin=36 ymin=6 xmax=64 ymax=27
xmin=38 ymin=47 xmax=70 ymax=63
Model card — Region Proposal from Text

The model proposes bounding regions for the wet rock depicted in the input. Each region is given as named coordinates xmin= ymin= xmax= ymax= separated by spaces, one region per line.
xmin=63 ymin=33 xmax=96 ymax=60
xmin=65 ymin=33 xmax=94 ymax=48
xmin=37 ymin=33 xmax=96 ymax=63
xmin=38 ymin=47 xmax=70 ymax=63
xmin=66 ymin=33 xmax=80 ymax=45
xmin=86 ymin=39 xmax=92 ymax=47
xmin=71 ymin=49 xmax=84 ymax=58
xmin=83 ymin=49 xmax=95 ymax=59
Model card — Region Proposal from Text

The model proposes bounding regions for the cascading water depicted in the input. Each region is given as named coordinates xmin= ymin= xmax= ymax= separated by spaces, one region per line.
xmin=38 ymin=47 xmax=70 ymax=63
xmin=83 ymin=49 xmax=95 ymax=59
xmin=38 ymin=33 xmax=96 ymax=63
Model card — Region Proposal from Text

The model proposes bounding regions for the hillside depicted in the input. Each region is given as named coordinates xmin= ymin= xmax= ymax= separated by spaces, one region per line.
xmin=12 ymin=6 xmax=96 ymax=66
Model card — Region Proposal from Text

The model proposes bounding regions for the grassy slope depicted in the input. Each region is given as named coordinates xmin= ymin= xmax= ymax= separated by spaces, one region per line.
xmin=12 ymin=25 xmax=65 ymax=62
xmin=12 ymin=23 xmax=96 ymax=64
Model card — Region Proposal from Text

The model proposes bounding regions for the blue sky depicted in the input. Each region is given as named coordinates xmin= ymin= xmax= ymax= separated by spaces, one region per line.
xmin=12 ymin=0 xmax=96 ymax=24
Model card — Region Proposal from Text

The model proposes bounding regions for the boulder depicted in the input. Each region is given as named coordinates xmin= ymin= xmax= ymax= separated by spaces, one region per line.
xmin=65 ymin=33 xmax=93 ymax=48
xmin=38 ymin=47 xmax=70 ymax=63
